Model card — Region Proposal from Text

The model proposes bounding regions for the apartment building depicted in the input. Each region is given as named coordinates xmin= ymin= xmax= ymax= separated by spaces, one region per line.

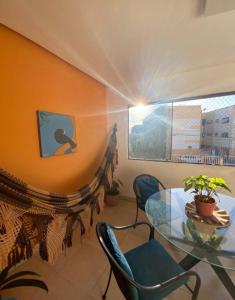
xmin=201 ymin=105 xmax=235 ymax=156
xmin=129 ymin=104 xmax=201 ymax=159
xmin=171 ymin=105 xmax=201 ymax=156
xmin=129 ymin=105 xmax=172 ymax=160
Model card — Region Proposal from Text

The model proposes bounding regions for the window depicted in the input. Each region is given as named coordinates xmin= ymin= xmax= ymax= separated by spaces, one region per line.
xmin=221 ymin=132 xmax=229 ymax=138
xmin=221 ymin=117 xmax=230 ymax=124
xmin=129 ymin=92 xmax=235 ymax=166
xmin=129 ymin=103 xmax=172 ymax=161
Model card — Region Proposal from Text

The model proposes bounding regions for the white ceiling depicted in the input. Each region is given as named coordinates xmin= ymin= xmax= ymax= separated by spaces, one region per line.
xmin=1 ymin=0 xmax=235 ymax=104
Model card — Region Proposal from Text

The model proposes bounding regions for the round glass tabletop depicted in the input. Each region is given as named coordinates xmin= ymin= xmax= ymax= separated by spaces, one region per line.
xmin=145 ymin=188 xmax=235 ymax=271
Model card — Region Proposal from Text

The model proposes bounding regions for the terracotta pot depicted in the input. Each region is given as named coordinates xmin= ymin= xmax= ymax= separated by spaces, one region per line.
xmin=105 ymin=194 xmax=119 ymax=206
xmin=194 ymin=195 xmax=216 ymax=217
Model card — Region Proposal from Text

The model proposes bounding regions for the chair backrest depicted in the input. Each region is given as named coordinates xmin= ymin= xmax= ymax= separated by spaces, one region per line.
xmin=133 ymin=174 xmax=162 ymax=208
xmin=96 ymin=222 xmax=139 ymax=300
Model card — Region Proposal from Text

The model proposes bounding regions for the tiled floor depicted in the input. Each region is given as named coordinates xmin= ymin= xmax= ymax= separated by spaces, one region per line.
xmin=1 ymin=197 xmax=234 ymax=300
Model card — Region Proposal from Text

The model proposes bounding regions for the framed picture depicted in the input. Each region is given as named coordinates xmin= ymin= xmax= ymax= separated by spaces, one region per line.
xmin=37 ymin=110 xmax=77 ymax=157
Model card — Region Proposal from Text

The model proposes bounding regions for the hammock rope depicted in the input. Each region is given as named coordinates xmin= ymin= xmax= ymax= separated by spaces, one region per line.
xmin=0 ymin=125 xmax=117 ymax=270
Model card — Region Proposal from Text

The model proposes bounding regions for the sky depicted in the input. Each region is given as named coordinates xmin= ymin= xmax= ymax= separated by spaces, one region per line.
xmin=129 ymin=94 xmax=235 ymax=128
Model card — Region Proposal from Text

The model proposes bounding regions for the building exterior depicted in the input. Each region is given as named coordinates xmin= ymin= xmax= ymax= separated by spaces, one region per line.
xmin=129 ymin=104 xmax=201 ymax=160
xmin=171 ymin=105 xmax=201 ymax=156
xmin=129 ymin=105 xmax=172 ymax=160
xmin=201 ymin=105 xmax=235 ymax=156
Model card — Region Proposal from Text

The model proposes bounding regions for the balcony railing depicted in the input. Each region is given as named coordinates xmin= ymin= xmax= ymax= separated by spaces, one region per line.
xmin=171 ymin=155 xmax=235 ymax=166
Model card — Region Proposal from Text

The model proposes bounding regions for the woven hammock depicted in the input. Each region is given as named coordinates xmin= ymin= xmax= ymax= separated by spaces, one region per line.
xmin=0 ymin=125 xmax=117 ymax=271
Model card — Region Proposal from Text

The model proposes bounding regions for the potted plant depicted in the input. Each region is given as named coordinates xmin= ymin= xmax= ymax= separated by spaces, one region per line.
xmin=105 ymin=179 xmax=123 ymax=206
xmin=183 ymin=175 xmax=231 ymax=217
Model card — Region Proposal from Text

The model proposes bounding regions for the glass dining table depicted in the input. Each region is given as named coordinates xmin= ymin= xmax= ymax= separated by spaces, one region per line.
xmin=145 ymin=188 xmax=235 ymax=299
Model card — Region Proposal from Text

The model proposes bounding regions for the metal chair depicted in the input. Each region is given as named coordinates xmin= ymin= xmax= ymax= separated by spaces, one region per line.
xmin=133 ymin=174 xmax=166 ymax=223
xmin=96 ymin=221 xmax=201 ymax=300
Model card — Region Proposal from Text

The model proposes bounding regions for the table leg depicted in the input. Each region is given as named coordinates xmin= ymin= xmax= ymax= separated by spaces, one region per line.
xmin=211 ymin=265 xmax=235 ymax=300
xmin=180 ymin=253 xmax=235 ymax=299
xmin=179 ymin=253 xmax=200 ymax=270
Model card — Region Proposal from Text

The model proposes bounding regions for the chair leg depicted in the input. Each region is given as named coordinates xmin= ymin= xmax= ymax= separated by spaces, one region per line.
xmin=134 ymin=205 xmax=139 ymax=225
xmin=102 ymin=268 xmax=112 ymax=299
xmin=149 ymin=226 xmax=155 ymax=240
xmin=191 ymin=274 xmax=201 ymax=300
xmin=184 ymin=283 xmax=193 ymax=294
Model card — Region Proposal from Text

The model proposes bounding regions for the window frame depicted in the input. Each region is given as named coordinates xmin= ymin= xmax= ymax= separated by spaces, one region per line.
xmin=128 ymin=90 xmax=235 ymax=167
xmin=221 ymin=117 xmax=230 ymax=124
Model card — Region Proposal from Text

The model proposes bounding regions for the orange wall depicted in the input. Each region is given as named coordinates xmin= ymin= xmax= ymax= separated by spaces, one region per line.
xmin=0 ymin=25 xmax=107 ymax=193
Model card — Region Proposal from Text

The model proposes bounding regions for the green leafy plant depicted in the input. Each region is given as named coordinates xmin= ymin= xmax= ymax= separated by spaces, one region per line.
xmin=183 ymin=175 xmax=231 ymax=203
xmin=0 ymin=267 xmax=48 ymax=296
xmin=107 ymin=179 xmax=123 ymax=196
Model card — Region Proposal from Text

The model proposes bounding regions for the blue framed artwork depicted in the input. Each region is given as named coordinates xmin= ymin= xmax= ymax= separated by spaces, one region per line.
xmin=37 ymin=111 xmax=77 ymax=157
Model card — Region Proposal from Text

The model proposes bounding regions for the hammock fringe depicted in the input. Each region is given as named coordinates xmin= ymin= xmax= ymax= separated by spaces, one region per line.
xmin=0 ymin=125 xmax=117 ymax=270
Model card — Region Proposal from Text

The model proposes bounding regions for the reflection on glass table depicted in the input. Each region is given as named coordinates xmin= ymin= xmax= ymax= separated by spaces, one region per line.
xmin=182 ymin=219 xmax=224 ymax=253
xmin=145 ymin=188 xmax=235 ymax=299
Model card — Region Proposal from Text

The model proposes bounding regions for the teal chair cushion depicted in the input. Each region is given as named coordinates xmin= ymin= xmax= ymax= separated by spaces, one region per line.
xmin=105 ymin=224 xmax=139 ymax=299
xmin=136 ymin=176 xmax=160 ymax=210
xmin=125 ymin=239 xmax=187 ymax=300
